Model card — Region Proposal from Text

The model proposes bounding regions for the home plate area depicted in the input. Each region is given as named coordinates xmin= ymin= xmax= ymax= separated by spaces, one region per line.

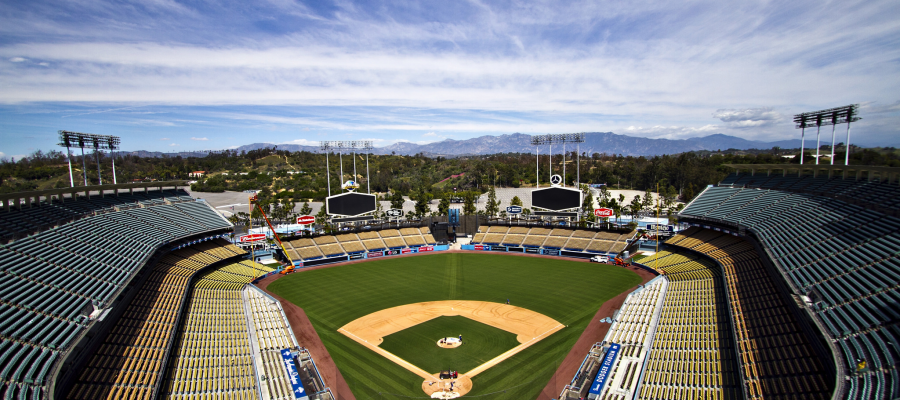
xmin=337 ymin=300 xmax=564 ymax=398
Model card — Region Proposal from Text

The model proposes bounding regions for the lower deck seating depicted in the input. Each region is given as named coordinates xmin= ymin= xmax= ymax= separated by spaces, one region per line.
xmin=596 ymin=278 xmax=668 ymax=399
xmin=637 ymin=249 xmax=741 ymax=400
xmin=668 ymin=228 xmax=831 ymax=399
xmin=244 ymin=287 xmax=296 ymax=400
xmin=161 ymin=260 xmax=274 ymax=400
xmin=66 ymin=243 xmax=248 ymax=400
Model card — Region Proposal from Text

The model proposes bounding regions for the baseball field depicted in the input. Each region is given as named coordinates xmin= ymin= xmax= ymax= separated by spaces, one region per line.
xmin=267 ymin=252 xmax=641 ymax=399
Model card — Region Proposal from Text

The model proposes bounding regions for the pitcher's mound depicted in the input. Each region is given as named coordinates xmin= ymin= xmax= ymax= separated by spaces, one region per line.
xmin=437 ymin=337 xmax=462 ymax=348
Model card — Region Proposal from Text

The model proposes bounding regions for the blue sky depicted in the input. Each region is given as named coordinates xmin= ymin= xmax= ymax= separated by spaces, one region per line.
xmin=1 ymin=0 xmax=899 ymax=159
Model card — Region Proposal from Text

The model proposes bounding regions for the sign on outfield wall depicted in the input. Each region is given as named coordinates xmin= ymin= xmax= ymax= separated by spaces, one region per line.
xmin=239 ymin=234 xmax=267 ymax=242
xmin=419 ymin=246 xmax=434 ymax=252
xmin=296 ymin=215 xmax=315 ymax=225
xmin=402 ymin=248 xmax=415 ymax=254
xmin=367 ymin=251 xmax=383 ymax=258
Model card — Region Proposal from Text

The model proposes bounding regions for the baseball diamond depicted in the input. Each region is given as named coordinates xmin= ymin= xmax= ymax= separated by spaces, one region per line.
xmin=267 ymin=252 xmax=642 ymax=399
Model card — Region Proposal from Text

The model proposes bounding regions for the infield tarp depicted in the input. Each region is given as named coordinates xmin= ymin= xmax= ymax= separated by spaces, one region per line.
xmin=280 ymin=349 xmax=309 ymax=400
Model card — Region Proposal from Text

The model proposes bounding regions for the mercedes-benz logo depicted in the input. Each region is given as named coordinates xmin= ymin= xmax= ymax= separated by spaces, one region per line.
xmin=550 ymin=174 xmax=563 ymax=186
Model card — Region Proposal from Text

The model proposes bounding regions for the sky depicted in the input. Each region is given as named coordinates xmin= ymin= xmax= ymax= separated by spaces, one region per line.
xmin=1 ymin=0 xmax=899 ymax=159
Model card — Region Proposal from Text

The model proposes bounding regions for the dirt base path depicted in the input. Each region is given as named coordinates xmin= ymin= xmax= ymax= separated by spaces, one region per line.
xmin=256 ymin=273 xmax=357 ymax=400
xmin=537 ymin=264 xmax=657 ymax=400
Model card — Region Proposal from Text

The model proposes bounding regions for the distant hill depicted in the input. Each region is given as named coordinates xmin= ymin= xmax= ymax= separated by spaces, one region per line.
xmin=128 ymin=132 xmax=804 ymax=157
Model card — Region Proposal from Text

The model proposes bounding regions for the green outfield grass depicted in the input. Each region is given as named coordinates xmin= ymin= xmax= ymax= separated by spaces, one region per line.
xmin=380 ymin=316 xmax=520 ymax=374
xmin=267 ymin=252 xmax=641 ymax=399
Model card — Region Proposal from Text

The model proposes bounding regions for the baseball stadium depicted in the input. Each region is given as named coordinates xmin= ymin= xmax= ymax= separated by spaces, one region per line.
xmin=0 ymin=145 xmax=898 ymax=400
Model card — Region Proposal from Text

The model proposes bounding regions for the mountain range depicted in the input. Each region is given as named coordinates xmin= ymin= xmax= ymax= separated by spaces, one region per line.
xmin=128 ymin=132 xmax=804 ymax=158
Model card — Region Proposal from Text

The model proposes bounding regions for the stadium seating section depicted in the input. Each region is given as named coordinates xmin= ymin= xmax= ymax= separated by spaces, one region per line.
xmin=679 ymin=173 xmax=899 ymax=399
xmin=284 ymin=227 xmax=437 ymax=261
xmin=243 ymin=286 xmax=298 ymax=400
xmin=0 ymin=194 xmax=231 ymax=400
xmin=67 ymin=240 xmax=248 ymax=400
xmin=0 ymin=189 xmax=196 ymax=242
xmin=636 ymin=250 xmax=742 ymax=400
xmin=161 ymin=260 xmax=274 ymax=400
xmin=597 ymin=277 xmax=668 ymax=399
xmin=470 ymin=225 xmax=634 ymax=254
xmin=668 ymin=228 xmax=831 ymax=399
xmin=719 ymin=172 xmax=900 ymax=214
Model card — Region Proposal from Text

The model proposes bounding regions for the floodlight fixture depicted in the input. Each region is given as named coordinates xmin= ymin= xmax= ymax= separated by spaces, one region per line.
xmin=57 ymin=130 xmax=121 ymax=187
xmin=320 ymin=140 xmax=376 ymax=196
xmin=531 ymin=133 xmax=586 ymax=189
xmin=794 ymin=105 xmax=860 ymax=165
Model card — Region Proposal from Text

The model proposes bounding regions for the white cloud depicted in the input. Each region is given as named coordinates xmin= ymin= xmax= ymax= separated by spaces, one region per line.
xmin=624 ymin=124 xmax=720 ymax=139
xmin=712 ymin=108 xmax=782 ymax=129
xmin=9 ymin=57 xmax=25 ymax=62
xmin=169 ymin=143 xmax=178 ymax=146
xmin=160 ymin=137 xmax=170 ymax=140
xmin=280 ymin=138 xmax=318 ymax=146
xmin=190 ymin=137 xmax=208 ymax=141
xmin=38 ymin=62 xmax=48 ymax=67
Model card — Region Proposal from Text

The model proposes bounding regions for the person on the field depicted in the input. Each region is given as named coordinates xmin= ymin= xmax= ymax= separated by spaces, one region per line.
xmin=506 ymin=298 xmax=509 ymax=304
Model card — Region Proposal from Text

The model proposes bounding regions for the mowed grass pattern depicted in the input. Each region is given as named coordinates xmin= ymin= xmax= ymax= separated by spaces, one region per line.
xmin=380 ymin=316 xmax=520 ymax=374
xmin=267 ymin=252 xmax=641 ymax=399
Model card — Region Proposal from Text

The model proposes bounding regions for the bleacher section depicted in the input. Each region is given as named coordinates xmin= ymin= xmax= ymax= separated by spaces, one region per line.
xmin=680 ymin=179 xmax=900 ymax=399
xmin=0 ymin=189 xmax=196 ymax=242
xmin=0 ymin=199 xmax=231 ymax=400
xmin=636 ymin=249 xmax=742 ymax=400
xmin=161 ymin=260 xmax=274 ymax=400
xmin=668 ymin=228 xmax=832 ymax=399
xmin=470 ymin=225 xmax=634 ymax=255
xmin=66 ymin=240 xmax=247 ymax=400
xmin=284 ymin=227 xmax=437 ymax=261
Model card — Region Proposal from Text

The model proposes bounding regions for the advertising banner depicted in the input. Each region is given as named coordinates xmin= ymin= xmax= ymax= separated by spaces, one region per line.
xmin=239 ymin=234 xmax=267 ymax=242
xmin=587 ymin=343 xmax=621 ymax=397
xmin=367 ymin=251 xmax=383 ymax=258
xmin=280 ymin=349 xmax=309 ymax=400
xmin=419 ymin=246 xmax=434 ymax=252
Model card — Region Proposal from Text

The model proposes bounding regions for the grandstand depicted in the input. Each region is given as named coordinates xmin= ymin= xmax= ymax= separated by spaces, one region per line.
xmin=0 ymin=184 xmax=233 ymax=400
xmin=668 ymin=228 xmax=831 ymax=399
xmin=562 ymin=277 xmax=668 ymax=399
xmin=65 ymin=241 xmax=249 ymax=400
xmin=0 ymin=182 xmax=335 ymax=400
xmin=469 ymin=225 xmax=634 ymax=255
xmin=676 ymin=165 xmax=899 ymax=399
xmin=637 ymin=250 xmax=742 ymax=400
